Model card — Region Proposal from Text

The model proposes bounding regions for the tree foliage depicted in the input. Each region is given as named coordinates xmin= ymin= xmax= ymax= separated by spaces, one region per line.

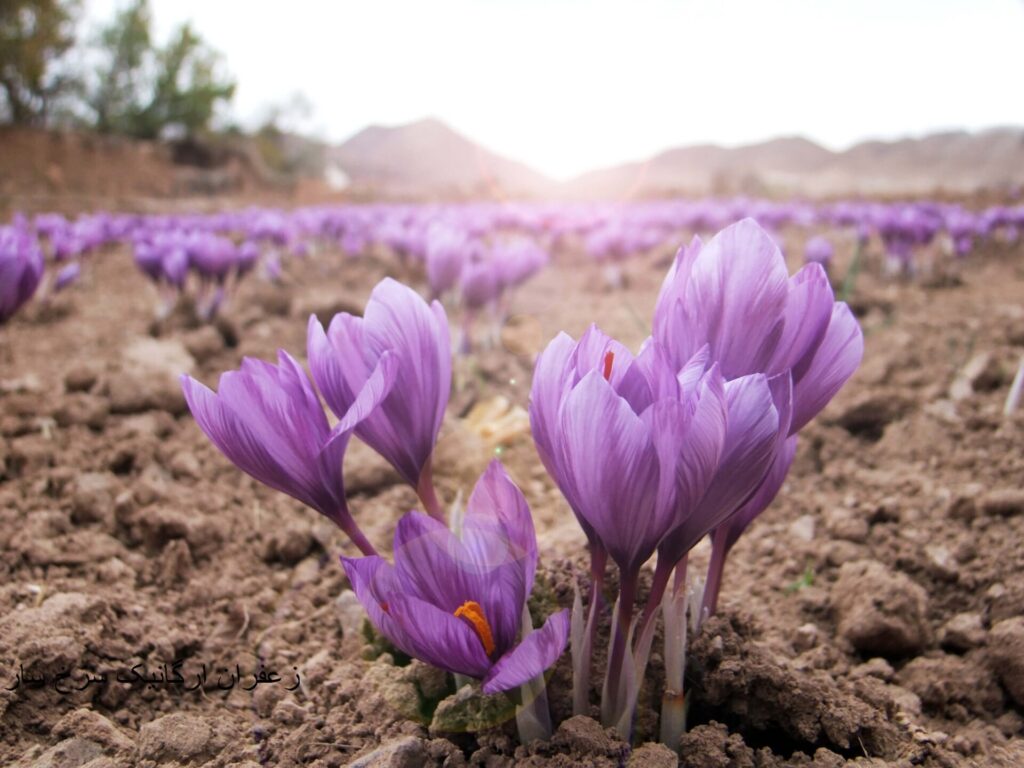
xmin=88 ymin=0 xmax=235 ymax=139
xmin=0 ymin=0 xmax=80 ymax=124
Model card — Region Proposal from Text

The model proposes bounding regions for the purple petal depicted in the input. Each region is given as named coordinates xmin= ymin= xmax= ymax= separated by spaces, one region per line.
xmin=720 ymin=434 xmax=798 ymax=552
xmin=181 ymin=371 xmax=339 ymax=516
xmin=393 ymin=512 xmax=475 ymax=613
xmin=656 ymin=219 xmax=790 ymax=378
xmin=790 ymin=303 xmax=864 ymax=433
xmin=462 ymin=461 xmax=537 ymax=652
xmin=558 ymin=371 xmax=663 ymax=570
xmin=482 ymin=609 xmax=571 ymax=694
xmin=529 ymin=332 xmax=576 ymax=480
xmin=766 ymin=263 xmax=834 ymax=376
xmin=341 ymin=555 xmax=406 ymax=648
xmin=659 ymin=373 xmax=778 ymax=564
xmin=673 ymin=366 xmax=728 ymax=516
xmin=386 ymin=594 xmax=493 ymax=679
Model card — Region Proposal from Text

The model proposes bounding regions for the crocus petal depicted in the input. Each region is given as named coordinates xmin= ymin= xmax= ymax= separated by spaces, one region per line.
xmin=721 ymin=435 xmax=798 ymax=552
xmin=181 ymin=372 xmax=334 ymax=515
xmin=659 ymin=373 xmax=778 ymax=564
xmin=766 ymin=263 xmax=834 ymax=376
xmin=308 ymin=312 xmax=369 ymax=420
xmin=393 ymin=512 xmax=474 ymax=613
xmin=558 ymin=371 xmax=663 ymax=571
xmin=462 ymin=461 xmax=537 ymax=653
xmin=386 ymin=594 xmax=493 ymax=679
xmin=790 ymin=303 xmax=864 ymax=433
xmin=529 ymin=332 xmax=576 ymax=479
xmin=341 ymin=555 xmax=405 ymax=648
xmin=482 ymin=609 xmax=571 ymax=694
xmin=655 ymin=220 xmax=791 ymax=378
xmin=673 ymin=366 xmax=728 ymax=516
xmin=360 ymin=278 xmax=452 ymax=484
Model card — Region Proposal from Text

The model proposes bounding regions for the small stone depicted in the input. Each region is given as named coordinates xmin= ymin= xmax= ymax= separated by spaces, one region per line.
xmin=849 ymin=657 xmax=895 ymax=681
xmin=924 ymin=545 xmax=958 ymax=581
xmin=833 ymin=560 xmax=931 ymax=657
xmin=404 ymin=660 xmax=451 ymax=701
xmin=824 ymin=508 xmax=869 ymax=543
xmin=949 ymin=352 xmax=1004 ymax=401
xmin=137 ymin=713 xmax=223 ymax=763
xmin=979 ymin=489 xmax=1024 ymax=517
xmin=52 ymin=394 xmax=109 ymax=430
xmin=64 ymin=365 xmax=99 ymax=393
xmin=987 ymin=617 xmax=1024 ymax=706
xmin=834 ymin=390 xmax=913 ymax=438
xmin=429 ymin=684 xmax=515 ymax=735
xmin=349 ymin=736 xmax=428 ymax=768
xmin=789 ymin=514 xmax=816 ymax=542
xmin=264 ymin=521 xmax=316 ymax=565
xmin=70 ymin=472 xmax=118 ymax=526
xmin=793 ymin=623 xmax=820 ymax=652
xmin=182 ymin=326 xmax=225 ymax=363
xmin=939 ymin=613 xmax=986 ymax=652
xmin=167 ymin=450 xmax=201 ymax=480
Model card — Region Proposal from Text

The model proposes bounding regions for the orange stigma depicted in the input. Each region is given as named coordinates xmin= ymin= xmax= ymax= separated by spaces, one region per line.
xmin=603 ymin=351 xmax=614 ymax=381
xmin=454 ymin=600 xmax=496 ymax=656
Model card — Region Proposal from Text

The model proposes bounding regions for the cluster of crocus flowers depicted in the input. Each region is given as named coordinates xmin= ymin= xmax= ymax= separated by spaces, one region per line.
xmin=530 ymin=218 xmax=862 ymax=746
xmin=133 ymin=231 xmax=260 ymax=320
xmin=182 ymin=277 xmax=571 ymax=740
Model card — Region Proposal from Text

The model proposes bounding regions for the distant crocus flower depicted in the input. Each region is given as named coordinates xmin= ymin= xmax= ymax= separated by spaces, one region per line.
xmin=424 ymin=224 xmax=466 ymax=298
xmin=342 ymin=461 xmax=569 ymax=693
xmin=53 ymin=262 xmax=81 ymax=293
xmin=804 ymin=235 xmax=834 ymax=270
xmin=459 ymin=258 xmax=501 ymax=311
xmin=0 ymin=227 xmax=45 ymax=323
xmin=181 ymin=350 xmax=398 ymax=555
xmin=308 ymin=278 xmax=451 ymax=520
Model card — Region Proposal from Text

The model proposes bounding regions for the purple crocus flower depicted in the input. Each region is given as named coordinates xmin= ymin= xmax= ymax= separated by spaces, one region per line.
xmin=308 ymin=278 xmax=451 ymax=520
xmin=0 ymin=227 xmax=45 ymax=323
xmin=53 ymin=262 xmax=81 ymax=293
xmin=530 ymin=325 xmax=725 ymax=573
xmin=342 ymin=461 xmax=570 ymax=693
xmin=529 ymin=325 xmax=731 ymax=728
xmin=181 ymin=350 xmax=398 ymax=555
xmin=804 ymin=235 xmax=834 ymax=270
xmin=653 ymin=218 xmax=862 ymax=613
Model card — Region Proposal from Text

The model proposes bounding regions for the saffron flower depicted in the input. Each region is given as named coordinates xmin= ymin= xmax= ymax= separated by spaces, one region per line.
xmin=529 ymin=325 xmax=733 ymax=732
xmin=181 ymin=350 xmax=398 ymax=556
xmin=803 ymin=235 xmax=834 ymax=271
xmin=342 ymin=461 xmax=569 ymax=694
xmin=0 ymin=226 xmax=45 ymax=323
xmin=308 ymin=278 xmax=452 ymax=520
xmin=653 ymin=218 xmax=862 ymax=614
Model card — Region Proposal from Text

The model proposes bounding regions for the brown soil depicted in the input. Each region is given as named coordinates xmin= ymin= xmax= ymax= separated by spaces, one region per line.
xmin=1 ymin=227 xmax=1023 ymax=767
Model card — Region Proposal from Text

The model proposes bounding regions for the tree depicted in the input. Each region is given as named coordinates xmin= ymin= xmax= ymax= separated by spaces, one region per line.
xmin=88 ymin=0 xmax=235 ymax=139
xmin=0 ymin=0 xmax=80 ymax=124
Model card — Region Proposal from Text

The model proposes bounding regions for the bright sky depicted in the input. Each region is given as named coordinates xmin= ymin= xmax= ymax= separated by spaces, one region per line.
xmin=83 ymin=0 xmax=1024 ymax=180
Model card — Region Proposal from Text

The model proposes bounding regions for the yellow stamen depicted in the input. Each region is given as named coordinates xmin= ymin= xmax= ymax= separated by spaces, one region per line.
xmin=454 ymin=600 xmax=496 ymax=656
